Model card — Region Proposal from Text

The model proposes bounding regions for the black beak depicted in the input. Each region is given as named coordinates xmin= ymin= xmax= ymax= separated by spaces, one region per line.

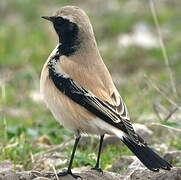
xmin=41 ymin=16 xmax=55 ymax=22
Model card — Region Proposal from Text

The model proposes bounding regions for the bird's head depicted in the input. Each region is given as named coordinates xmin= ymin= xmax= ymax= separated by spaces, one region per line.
xmin=42 ymin=6 xmax=96 ymax=56
xmin=42 ymin=6 xmax=94 ymax=42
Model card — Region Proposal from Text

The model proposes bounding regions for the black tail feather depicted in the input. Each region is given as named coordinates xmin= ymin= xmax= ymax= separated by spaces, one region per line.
xmin=122 ymin=136 xmax=172 ymax=171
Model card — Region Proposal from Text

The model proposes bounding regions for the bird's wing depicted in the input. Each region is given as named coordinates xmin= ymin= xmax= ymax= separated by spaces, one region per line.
xmin=48 ymin=56 xmax=139 ymax=143
xmin=109 ymin=91 xmax=139 ymax=143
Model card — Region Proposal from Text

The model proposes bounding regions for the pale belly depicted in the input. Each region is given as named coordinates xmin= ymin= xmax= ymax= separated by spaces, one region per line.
xmin=40 ymin=71 xmax=114 ymax=135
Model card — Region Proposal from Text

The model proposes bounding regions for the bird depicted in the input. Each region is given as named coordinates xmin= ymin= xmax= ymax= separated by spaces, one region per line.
xmin=40 ymin=6 xmax=172 ymax=179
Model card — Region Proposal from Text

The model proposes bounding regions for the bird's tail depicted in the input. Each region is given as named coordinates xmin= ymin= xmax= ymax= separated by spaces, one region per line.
xmin=121 ymin=136 xmax=172 ymax=171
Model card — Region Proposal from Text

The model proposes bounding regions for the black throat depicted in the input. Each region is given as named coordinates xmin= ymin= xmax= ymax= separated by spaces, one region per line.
xmin=53 ymin=17 xmax=81 ymax=56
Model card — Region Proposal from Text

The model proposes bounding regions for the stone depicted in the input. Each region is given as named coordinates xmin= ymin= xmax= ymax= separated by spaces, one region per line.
xmin=163 ymin=151 xmax=181 ymax=166
xmin=0 ymin=167 xmax=181 ymax=180
xmin=133 ymin=123 xmax=153 ymax=141
xmin=124 ymin=167 xmax=181 ymax=180
xmin=111 ymin=156 xmax=136 ymax=172
xmin=102 ymin=135 xmax=120 ymax=148
xmin=0 ymin=160 xmax=13 ymax=173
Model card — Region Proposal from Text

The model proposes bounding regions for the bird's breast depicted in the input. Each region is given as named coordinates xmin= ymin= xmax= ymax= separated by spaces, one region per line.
xmin=40 ymin=61 xmax=97 ymax=132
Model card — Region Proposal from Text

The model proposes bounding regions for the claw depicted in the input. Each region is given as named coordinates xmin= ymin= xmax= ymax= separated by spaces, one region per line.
xmin=56 ymin=169 xmax=82 ymax=179
xmin=91 ymin=167 xmax=103 ymax=174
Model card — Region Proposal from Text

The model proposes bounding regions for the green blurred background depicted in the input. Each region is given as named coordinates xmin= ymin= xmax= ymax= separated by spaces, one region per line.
xmin=0 ymin=0 xmax=180 ymax=171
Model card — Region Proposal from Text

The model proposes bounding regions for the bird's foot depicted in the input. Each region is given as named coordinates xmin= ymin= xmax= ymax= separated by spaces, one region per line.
xmin=91 ymin=167 xmax=103 ymax=174
xmin=57 ymin=169 xmax=81 ymax=179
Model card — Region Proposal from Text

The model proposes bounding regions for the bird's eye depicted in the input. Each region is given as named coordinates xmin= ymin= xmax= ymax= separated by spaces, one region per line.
xmin=54 ymin=17 xmax=69 ymax=26
xmin=56 ymin=17 xmax=63 ymax=21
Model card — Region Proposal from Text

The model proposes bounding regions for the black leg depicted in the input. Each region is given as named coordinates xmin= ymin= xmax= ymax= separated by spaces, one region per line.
xmin=92 ymin=135 xmax=104 ymax=173
xmin=57 ymin=133 xmax=81 ymax=179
